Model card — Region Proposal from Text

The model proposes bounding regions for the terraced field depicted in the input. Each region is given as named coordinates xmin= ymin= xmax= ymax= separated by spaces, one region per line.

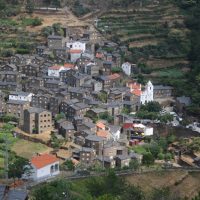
xmin=126 ymin=170 xmax=200 ymax=199
xmin=97 ymin=0 xmax=189 ymax=79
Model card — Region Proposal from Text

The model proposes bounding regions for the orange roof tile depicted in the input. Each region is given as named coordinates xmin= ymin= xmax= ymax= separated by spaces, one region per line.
xmin=64 ymin=63 xmax=74 ymax=68
xmin=96 ymin=121 xmax=106 ymax=129
xmin=49 ymin=65 xmax=62 ymax=70
xmin=108 ymin=73 xmax=120 ymax=80
xmin=31 ymin=154 xmax=59 ymax=169
xmin=127 ymin=82 xmax=141 ymax=90
xmin=69 ymin=49 xmax=82 ymax=54
xmin=96 ymin=130 xmax=109 ymax=138
xmin=132 ymin=89 xmax=142 ymax=96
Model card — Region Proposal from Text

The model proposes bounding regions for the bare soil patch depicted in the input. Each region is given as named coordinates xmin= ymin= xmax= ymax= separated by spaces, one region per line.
xmin=129 ymin=39 xmax=161 ymax=48
xmin=146 ymin=58 xmax=189 ymax=69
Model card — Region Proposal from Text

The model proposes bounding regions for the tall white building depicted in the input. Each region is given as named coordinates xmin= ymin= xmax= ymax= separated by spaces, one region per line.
xmin=140 ymin=81 xmax=154 ymax=104
xmin=127 ymin=80 xmax=154 ymax=105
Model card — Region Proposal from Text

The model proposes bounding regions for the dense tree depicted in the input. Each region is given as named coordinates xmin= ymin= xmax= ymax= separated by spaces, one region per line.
xmin=26 ymin=0 xmax=34 ymax=13
xmin=142 ymin=152 xmax=154 ymax=166
xmin=8 ymin=156 xmax=32 ymax=181
xmin=121 ymin=185 xmax=144 ymax=200
xmin=31 ymin=179 xmax=72 ymax=200
xmin=0 ymin=0 xmax=6 ymax=10
xmin=129 ymin=159 xmax=140 ymax=171
xmin=140 ymin=101 xmax=161 ymax=113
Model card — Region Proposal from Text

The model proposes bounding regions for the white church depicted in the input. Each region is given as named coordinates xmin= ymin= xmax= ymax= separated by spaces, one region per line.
xmin=127 ymin=80 xmax=154 ymax=105
xmin=140 ymin=81 xmax=154 ymax=104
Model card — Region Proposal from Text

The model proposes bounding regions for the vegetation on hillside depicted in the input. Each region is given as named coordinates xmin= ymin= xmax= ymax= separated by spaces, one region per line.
xmin=31 ymin=170 xmax=181 ymax=200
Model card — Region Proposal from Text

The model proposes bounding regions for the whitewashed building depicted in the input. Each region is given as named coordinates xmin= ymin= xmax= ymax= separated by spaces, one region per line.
xmin=48 ymin=64 xmax=74 ymax=77
xmin=140 ymin=81 xmax=154 ymax=104
xmin=30 ymin=154 xmax=60 ymax=180
xmin=66 ymin=41 xmax=86 ymax=52
xmin=69 ymin=49 xmax=83 ymax=62
xmin=127 ymin=80 xmax=154 ymax=105
xmin=9 ymin=91 xmax=33 ymax=102
xmin=121 ymin=62 xmax=137 ymax=76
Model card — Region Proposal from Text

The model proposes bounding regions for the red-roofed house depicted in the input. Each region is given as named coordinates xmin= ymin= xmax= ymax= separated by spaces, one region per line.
xmin=69 ymin=49 xmax=83 ymax=62
xmin=127 ymin=81 xmax=154 ymax=104
xmin=96 ymin=130 xmax=110 ymax=140
xmin=30 ymin=154 xmax=60 ymax=180
xmin=96 ymin=120 xmax=106 ymax=131
xmin=48 ymin=64 xmax=74 ymax=77
xmin=108 ymin=73 xmax=120 ymax=80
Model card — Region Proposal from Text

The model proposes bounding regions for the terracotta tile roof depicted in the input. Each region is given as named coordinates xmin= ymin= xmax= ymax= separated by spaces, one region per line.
xmin=132 ymin=89 xmax=142 ymax=96
xmin=69 ymin=49 xmax=82 ymax=54
xmin=123 ymin=123 xmax=133 ymax=129
xmin=108 ymin=73 xmax=120 ymax=80
xmin=96 ymin=130 xmax=109 ymax=139
xmin=49 ymin=65 xmax=62 ymax=70
xmin=127 ymin=82 xmax=141 ymax=90
xmin=96 ymin=121 xmax=106 ymax=129
xmin=64 ymin=63 xmax=74 ymax=68
xmin=31 ymin=154 xmax=59 ymax=169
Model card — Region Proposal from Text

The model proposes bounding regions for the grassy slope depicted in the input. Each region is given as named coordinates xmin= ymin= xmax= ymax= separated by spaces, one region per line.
xmin=11 ymin=139 xmax=52 ymax=159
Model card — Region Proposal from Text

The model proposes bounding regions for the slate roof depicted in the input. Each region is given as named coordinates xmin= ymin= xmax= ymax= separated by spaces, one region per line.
xmin=85 ymin=134 xmax=104 ymax=142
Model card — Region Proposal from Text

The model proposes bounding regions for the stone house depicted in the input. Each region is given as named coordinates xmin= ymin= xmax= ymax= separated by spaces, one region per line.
xmin=85 ymin=134 xmax=104 ymax=155
xmin=48 ymin=35 xmax=63 ymax=50
xmin=6 ymin=100 xmax=30 ymax=126
xmin=31 ymin=94 xmax=51 ymax=110
xmin=59 ymin=121 xmax=75 ymax=141
xmin=79 ymin=147 xmax=96 ymax=165
xmin=0 ymin=71 xmax=18 ymax=83
xmin=22 ymin=64 xmax=40 ymax=77
xmin=36 ymin=46 xmax=46 ymax=56
xmin=44 ymin=80 xmax=60 ymax=90
xmin=153 ymin=85 xmax=174 ymax=99
xmin=59 ymin=68 xmax=76 ymax=83
xmin=115 ymin=155 xmax=131 ymax=168
xmin=0 ymin=82 xmax=17 ymax=91
xmin=23 ymin=107 xmax=52 ymax=134
xmin=99 ymin=61 xmax=112 ymax=76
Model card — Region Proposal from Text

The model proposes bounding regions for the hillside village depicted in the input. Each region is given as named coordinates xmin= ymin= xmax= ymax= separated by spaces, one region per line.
xmin=0 ymin=0 xmax=200 ymax=199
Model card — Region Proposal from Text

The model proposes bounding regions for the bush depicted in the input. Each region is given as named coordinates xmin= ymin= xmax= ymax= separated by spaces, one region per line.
xmin=72 ymin=0 xmax=91 ymax=17
xmin=142 ymin=152 xmax=154 ymax=166
xmin=1 ymin=49 xmax=14 ymax=57
xmin=111 ymin=67 xmax=122 ymax=73
xmin=22 ymin=17 xmax=42 ymax=26
xmin=158 ymin=153 xmax=164 ymax=160
xmin=62 ymin=160 xmax=75 ymax=171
